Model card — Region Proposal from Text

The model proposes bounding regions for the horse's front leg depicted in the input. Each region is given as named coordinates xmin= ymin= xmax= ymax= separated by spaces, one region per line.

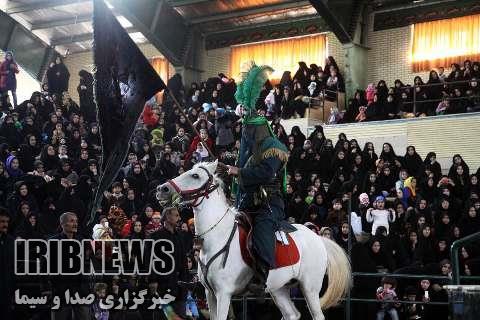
xmin=216 ymin=292 xmax=232 ymax=320
xmin=206 ymin=289 xmax=217 ymax=320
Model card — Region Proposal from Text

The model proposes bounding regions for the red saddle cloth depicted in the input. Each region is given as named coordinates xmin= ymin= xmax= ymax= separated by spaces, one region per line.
xmin=237 ymin=220 xmax=300 ymax=269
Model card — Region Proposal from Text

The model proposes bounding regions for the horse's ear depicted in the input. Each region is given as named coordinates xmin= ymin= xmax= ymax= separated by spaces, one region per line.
xmin=207 ymin=159 xmax=218 ymax=174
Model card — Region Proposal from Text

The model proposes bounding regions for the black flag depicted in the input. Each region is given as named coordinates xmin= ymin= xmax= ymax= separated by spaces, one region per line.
xmin=90 ymin=0 xmax=166 ymax=224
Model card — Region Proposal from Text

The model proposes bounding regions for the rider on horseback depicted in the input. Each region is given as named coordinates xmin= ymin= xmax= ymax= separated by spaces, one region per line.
xmin=226 ymin=63 xmax=295 ymax=285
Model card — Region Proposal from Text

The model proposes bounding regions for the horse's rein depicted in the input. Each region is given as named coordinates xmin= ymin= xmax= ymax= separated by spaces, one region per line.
xmin=167 ymin=166 xmax=219 ymax=207
xmin=195 ymin=207 xmax=230 ymax=239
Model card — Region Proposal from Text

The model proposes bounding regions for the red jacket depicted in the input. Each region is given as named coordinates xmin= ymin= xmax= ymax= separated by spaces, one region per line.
xmin=185 ymin=135 xmax=213 ymax=162
xmin=0 ymin=60 xmax=19 ymax=89
xmin=142 ymin=103 xmax=158 ymax=127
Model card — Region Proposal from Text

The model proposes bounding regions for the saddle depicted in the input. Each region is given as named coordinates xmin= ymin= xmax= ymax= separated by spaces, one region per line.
xmin=235 ymin=212 xmax=300 ymax=270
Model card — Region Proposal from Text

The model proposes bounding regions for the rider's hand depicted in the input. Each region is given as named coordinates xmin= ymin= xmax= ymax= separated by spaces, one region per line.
xmin=227 ymin=165 xmax=239 ymax=176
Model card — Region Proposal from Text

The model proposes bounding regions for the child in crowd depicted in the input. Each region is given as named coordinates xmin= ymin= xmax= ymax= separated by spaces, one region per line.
xmin=185 ymin=255 xmax=200 ymax=319
xmin=326 ymin=199 xmax=347 ymax=234
xmin=366 ymin=83 xmax=376 ymax=105
xmin=438 ymin=67 xmax=446 ymax=82
xmin=92 ymin=215 xmax=113 ymax=240
xmin=144 ymin=211 xmax=162 ymax=237
xmin=366 ymin=196 xmax=396 ymax=235
xmin=356 ymin=105 xmax=367 ymax=122
xmin=264 ymin=88 xmax=275 ymax=117
xmin=92 ymin=283 xmax=109 ymax=320
xmin=376 ymin=277 xmax=399 ymax=320
xmin=402 ymin=286 xmax=424 ymax=320
xmin=319 ymin=226 xmax=333 ymax=239
xmin=192 ymin=142 xmax=209 ymax=163
xmin=436 ymin=97 xmax=450 ymax=115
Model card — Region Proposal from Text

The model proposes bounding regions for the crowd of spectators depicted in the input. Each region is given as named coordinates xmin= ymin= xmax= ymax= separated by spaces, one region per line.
xmin=182 ymin=58 xmax=480 ymax=124
xmin=344 ymin=61 xmax=480 ymax=123
xmin=1 ymin=51 xmax=480 ymax=320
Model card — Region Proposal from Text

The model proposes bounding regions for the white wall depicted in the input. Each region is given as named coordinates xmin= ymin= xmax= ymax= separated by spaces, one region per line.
xmin=321 ymin=113 xmax=480 ymax=172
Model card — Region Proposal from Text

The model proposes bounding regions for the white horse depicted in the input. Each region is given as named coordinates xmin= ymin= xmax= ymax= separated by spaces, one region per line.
xmin=156 ymin=160 xmax=351 ymax=320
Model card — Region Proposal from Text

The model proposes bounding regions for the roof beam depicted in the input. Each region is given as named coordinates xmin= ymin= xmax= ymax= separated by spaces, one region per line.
xmin=191 ymin=1 xmax=312 ymax=24
xmin=374 ymin=0 xmax=456 ymax=13
xmin=167 ymin=0 xmax=210 ymax=7
xmin=308 ymin=0 xmax=352 ymax=44
xmin=108 ymin=0 xmax=187 ymax=66
xmin=51 ymin=27 xmax=137 ymax=46
xmin=31 ymin=10 xmax=123 ymax=30
xmin=6 ymin=0 xmax=90 ymax=14
xmin=0 ymin=10 xmax=51 ymax=81
xmin=31 ymin=14 xmax=92 ymax=30
xmin=205 ymin=14 xmax=322 ymax=36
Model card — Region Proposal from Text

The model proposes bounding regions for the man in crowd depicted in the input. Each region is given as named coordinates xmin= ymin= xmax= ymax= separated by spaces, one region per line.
xmin=50 ymin=212 xmax=91 ymax=320
xmin=151 ymin=207 xmax=187 ymax=317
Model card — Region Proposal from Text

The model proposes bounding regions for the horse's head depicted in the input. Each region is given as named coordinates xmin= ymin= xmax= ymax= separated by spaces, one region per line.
xmin=156 ymin=160 xmax=219 ymax=207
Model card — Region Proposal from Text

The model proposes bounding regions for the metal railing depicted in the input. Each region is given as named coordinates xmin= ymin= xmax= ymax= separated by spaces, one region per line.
xmin=224 ymin=200 xmax=480 ymax=320
xmin=227 ymin=274 xmax=480 ymax=320
xmin=451 ymin=231 xmax=480 ymax=285
xmin=306 ymin=88 xmax=343 ymax=120
xmin=400 ymin=78 xmax=480 ymax=114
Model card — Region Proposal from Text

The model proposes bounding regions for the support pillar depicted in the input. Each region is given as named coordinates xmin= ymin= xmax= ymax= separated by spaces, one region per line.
xmin=343 ymin=42 xmax=368 ymax=102
xmin=174 ymin=65 xmax=202 ymax=90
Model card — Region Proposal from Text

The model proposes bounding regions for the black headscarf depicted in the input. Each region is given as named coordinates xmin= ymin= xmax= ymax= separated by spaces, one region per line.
xmin=167 ymin=73 xmax=184 ymax=101
xmin=380 ymin=142 xmax=398 ymax=165
xmin=404 ymin=146 xmax=424 ymax=178
xmin=293 ymin=61 xmax=310 ymax=87
xmin=40 ymin=145 xmax=59 ymax=172
xmin=279 ymin=71 xmax=293 ymax=90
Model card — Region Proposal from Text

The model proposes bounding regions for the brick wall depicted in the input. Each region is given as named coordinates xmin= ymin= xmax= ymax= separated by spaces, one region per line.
xmin=198 ymin=46 xmax=231 ymax=81
xmin=326 ymin=33 xmax=346 ymax=75
xmin=366 ymin=16 xmax=430 ymax=87
xmin=63 ymin=43 xmax=163 ymax=102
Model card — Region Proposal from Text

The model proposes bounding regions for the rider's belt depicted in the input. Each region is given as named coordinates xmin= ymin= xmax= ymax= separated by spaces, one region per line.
xmin=253 ymin=184 xmax=282 ymax=206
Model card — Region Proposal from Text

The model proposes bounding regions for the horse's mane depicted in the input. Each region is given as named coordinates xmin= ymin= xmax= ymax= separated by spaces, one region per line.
xmin=192 ymin=161 xmax=232 ymax=204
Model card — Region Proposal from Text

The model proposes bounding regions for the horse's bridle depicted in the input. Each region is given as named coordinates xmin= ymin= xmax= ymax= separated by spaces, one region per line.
xmin=167 ymin=166 xmax=238 ymax=294
xmin=167 ymin=166 xmax=219 ymax=207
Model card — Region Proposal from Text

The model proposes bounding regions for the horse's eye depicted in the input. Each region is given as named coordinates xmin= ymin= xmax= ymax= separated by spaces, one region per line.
xmin=192 ymin=173 xmax=199 ymax=179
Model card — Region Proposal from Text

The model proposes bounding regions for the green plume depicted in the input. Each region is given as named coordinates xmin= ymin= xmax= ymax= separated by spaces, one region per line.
xmin=234 ymin=62 xmax=273 ymax=114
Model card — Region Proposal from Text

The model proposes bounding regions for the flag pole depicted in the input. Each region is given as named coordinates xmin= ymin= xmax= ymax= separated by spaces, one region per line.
xmin=164 ymin=89 xmax=215 ymax=158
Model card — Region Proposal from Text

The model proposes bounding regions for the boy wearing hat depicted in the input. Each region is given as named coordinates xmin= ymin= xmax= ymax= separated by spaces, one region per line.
xmin=366 ymin=196 xmax=396 ymax=235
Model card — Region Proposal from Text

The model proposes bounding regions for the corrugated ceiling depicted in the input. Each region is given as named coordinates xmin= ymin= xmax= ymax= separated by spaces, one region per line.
xmin=1 ymin=0 xmax=320 ymax=55
xmin=2 ymin=0 xmax=147 ymax=55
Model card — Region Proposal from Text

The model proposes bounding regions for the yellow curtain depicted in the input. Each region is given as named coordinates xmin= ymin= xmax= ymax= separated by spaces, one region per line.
xmin=150 ymin=57 xmax=170 ymax=103
xmin=411 ymin=14 xmax=480 ymax=72
xmin=229 ymin=34 xmax=327 ymax=81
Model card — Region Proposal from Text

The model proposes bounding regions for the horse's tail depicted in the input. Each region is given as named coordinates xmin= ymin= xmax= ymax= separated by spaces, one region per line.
xmin=320 ymin=237 xmax=352 ymax=309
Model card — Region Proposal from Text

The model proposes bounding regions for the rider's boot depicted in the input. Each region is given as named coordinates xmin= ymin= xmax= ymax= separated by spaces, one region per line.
xmin=248 ymin=260 xmax=269 ymax=294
